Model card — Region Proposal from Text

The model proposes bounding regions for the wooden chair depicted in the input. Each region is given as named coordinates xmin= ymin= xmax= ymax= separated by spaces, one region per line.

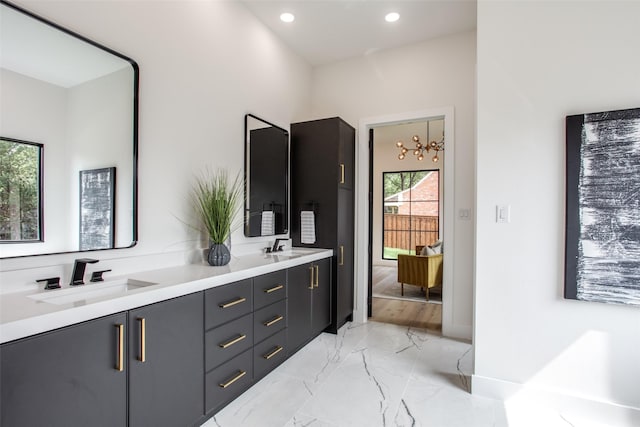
xmin=397 ymin=245 xmax=443 ymax=301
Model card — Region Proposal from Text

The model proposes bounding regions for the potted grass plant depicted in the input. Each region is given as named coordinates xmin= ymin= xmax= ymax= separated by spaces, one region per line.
xmin=192 ymin=169 xmax=243 ymax=266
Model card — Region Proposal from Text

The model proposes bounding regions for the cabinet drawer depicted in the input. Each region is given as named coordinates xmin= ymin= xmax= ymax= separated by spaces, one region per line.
xmin=205 ymin=348 xmax=253 ymax=413
xmin=253 ymin=329 xmax=287 ymax=379
xmin=253 ymin=270 xmax=287 ymax=309
xmin=253 ymin=299 xmax=286 ymax=344
xmin=205 ymin=313 xmax=253 ymax=372
xmin=205 ymin=279 xmax=252 ymax=330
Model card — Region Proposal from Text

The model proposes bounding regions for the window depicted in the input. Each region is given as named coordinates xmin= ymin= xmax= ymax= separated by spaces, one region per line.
xmin=383 ymin=170 xmax=439 ymax=260
xmin=0 ymin=137 xmax=43 ymax=242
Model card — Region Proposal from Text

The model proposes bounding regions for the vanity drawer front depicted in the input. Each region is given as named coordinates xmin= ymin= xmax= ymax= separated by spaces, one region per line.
xmin=205 ymin=348 xmax=253 ymax=413
xmin=253 ymin=329 xmax=287 ymax=379
xmin=253 ymin=299 xmax=286 ymax=344
xmin=205 ymin=279 xmax=253 ymax=330
xmin=205 ymin=313 xmax=253 ymax=371
xmin=253 ymin=270 xmax=287 ymax=309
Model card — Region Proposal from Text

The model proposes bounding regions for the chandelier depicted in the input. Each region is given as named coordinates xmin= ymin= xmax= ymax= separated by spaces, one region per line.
xmin=395 ymin=121 xmax=444 ymax=162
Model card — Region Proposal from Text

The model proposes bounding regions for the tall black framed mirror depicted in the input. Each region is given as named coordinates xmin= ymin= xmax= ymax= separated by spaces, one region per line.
xmin=244 ymin=114 xmax=289 ymax=237
xmin=0 ymin=0 xmax=138 ymax=258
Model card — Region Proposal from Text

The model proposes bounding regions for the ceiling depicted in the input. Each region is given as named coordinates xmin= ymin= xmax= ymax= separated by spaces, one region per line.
xmin=241 ymin=0 xmax=477 ymax=66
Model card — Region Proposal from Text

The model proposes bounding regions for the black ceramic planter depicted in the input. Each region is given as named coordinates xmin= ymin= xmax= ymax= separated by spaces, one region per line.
xmin=208 ymin=243 xmax=230 ymax=266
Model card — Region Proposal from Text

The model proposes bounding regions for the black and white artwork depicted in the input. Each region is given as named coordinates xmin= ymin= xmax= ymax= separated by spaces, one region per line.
xmin=79 ymin=167 xmax=115 ymax=251
xmin=565 ymin=107 xmax=640 ymax=306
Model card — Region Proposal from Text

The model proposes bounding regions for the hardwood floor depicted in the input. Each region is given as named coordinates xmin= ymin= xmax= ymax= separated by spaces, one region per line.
xmin=371 ymin=297 xmax=442 ymax=331
xmin=370 ymin=265 xmax=442 ymax=331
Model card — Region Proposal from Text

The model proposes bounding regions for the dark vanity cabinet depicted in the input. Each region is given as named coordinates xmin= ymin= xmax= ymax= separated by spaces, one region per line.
xmin=128 ymin=292 xmax=204 ymax=427
xmin=0 ymin=313 xmax=128 ymax=427
xmin=1 ymin=259 xmax=332 ymax=427
xmin=287 ymin=258 xmax=331 ymax=353
xmin=291 ymin=117 xmax=355 ymax=333
xmin=0 ymin=294 xmax=204 ymax=427
xmin=204 ymin=271 xmax=288 ymax=416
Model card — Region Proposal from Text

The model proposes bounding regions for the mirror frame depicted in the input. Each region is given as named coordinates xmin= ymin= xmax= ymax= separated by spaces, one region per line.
xmin=244 ymin=114 xmax=289 ymax=237
xmin=0 ymin=0 xmax=139 ymax=258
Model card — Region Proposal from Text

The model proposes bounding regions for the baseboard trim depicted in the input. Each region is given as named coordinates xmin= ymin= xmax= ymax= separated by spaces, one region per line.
xmin=443 ymin=323 xmax=472 ymax=341
xmin=472 ymin=375 xmax=640 ymax=426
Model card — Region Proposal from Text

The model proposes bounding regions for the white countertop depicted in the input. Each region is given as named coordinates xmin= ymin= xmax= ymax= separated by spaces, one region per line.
xmin=0 ymin=248 xmax=332 ymax=344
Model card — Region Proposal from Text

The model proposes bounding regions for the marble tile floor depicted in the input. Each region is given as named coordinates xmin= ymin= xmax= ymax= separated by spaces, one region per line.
xmin=202 ymin=321 xmax=508 ymax=427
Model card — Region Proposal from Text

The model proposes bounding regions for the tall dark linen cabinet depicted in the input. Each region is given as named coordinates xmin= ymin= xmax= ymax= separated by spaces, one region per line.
xmin=291 ymin=117 xmax=355 ymax=333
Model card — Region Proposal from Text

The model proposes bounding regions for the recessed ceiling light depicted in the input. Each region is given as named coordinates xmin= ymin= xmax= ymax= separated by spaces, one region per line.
xmin=280 ymin=12 xmax=295 ymax=23
xmin=385 ymin=12 xmax=400 ymax=23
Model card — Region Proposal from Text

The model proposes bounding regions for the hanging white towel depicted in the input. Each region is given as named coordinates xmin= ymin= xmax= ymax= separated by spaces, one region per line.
xmin=261 ymin=211 xmax=275 ymax=236
xmin=300 ymin=211 xmax=316 ymax=244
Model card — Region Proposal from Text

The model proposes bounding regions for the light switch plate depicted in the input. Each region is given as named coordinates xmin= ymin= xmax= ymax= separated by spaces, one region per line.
xmin=496 ymin=205 xmax=510 ymax=223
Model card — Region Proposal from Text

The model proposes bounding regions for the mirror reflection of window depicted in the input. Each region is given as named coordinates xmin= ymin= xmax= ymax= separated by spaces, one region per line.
xmin=0 ymin=137 xmax=43 ymax=243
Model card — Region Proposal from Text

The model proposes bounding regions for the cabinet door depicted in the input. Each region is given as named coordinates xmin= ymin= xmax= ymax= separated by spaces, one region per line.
xmin=287 ymin=263 xmax=313 ymax=353
xmin=337 ymin=119 xmax=355 ymax=190
xmin=311 ymin=258 xmax=332 ymax=335
xmin=336 ymin=187 xmax=355 ymax=327
xmin=128 ymin=293 xmax=204 ymax=427
xmin=1 ymin=313 xmax=127 ymax=427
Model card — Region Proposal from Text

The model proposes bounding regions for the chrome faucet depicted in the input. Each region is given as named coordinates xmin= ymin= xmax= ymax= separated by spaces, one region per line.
xmin=272 ymin=238 xmax=286 ymax=252
xmin=70 ymin=258 xmax=99 ymax=286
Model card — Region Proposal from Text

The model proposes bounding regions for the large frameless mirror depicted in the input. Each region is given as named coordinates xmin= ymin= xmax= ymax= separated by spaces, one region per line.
xmin=0 ymin=1 xmax=138 ymax=258
xmin=244 ymin=114 xmax=289 ymax=237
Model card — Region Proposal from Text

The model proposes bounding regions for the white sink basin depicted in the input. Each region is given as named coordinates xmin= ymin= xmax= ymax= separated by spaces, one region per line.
xmin=28 ymin=279 xmax=157 ymax=306
xmin=268 ymin=250 xmax=309 ymax=259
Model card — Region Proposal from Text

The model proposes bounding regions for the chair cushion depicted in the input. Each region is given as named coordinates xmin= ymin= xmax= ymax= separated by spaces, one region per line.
xmin=426 ymin=240 xmax=443 ymax=255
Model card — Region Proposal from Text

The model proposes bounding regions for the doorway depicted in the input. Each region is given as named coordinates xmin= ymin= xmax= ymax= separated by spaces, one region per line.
xmin=368 ymin=121 xmax=444 ymax=331
xmin=353 ymin=107 xmax=455 ymax=337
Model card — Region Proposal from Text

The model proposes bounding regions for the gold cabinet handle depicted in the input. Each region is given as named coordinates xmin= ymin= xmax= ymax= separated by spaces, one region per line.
xmin=264 ymin=315 xmax=284 ymax=327
xmin=115 ymin=324 xmax=124 ymax=372
xmin=219 ymin=334 xmax=247 ymax=349
xmin=339 ymin=245 xmax=344 ymax=266
xmin=219 ymin=370 xmax=246 ymax=388
xmin=340 ymin=163 xmax=345 ymax=184
xmin=314 ymin=265 xmax=319 ymax=288
xmin=308 ymin=266 xmax=314 ymax=289
xmin=137 ymin=317 xmax=146 ymax=362
xmin=219 ymin=297 xmax=246 ymax=309
xmin=263 ymin=346 xmax=283 ymax=360
xmin=264 ymin=284 xmax=284 ymax=294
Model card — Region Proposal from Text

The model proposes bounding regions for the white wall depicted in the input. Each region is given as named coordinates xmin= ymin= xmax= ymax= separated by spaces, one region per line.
xmin=372 ymin=122 xmax=444 ymax=267
xmin=311 ymin=31 xmax=476 ymax=339
xmin=0 ymin=1 xmax=311 ymax=277
xmin=0 ymin=69 xmax=70 ymax=256
xmin=475 ymin=0 xmax=640 ymax=418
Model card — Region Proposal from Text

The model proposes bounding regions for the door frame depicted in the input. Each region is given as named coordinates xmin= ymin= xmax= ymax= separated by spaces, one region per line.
xmin=353 ymin=107 xmax=455 ymax=337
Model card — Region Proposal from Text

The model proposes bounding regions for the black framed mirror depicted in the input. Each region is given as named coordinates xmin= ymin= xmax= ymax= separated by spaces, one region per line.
xmin=0 ymin=0 xmax=138 ymax=258
xmin=244 ymin=114 xmax=289 ymax=237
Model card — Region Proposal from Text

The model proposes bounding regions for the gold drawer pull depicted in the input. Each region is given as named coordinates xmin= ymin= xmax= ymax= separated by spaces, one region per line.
xmin=138 ymin=317 xmax=146 ymax=362
xmin=308 ymin=266 xmax=314 ymax=289
xmin=264 ymin=315 xmax=284 ymax=327
xmin=219 ymin=297 xmax=246 ymax=309
xmin=264 ymin=284 xmax=284 ymax=294
xmin=219 ymin=334 xmax=247 ymax=349
xmin=340 ymin=163 xmax=345 ymax=184
xmin=219 ymin=370 xmax=246 ymax=388
xmin=314 ymin=265 xmax=319 ymax=288
xmin=339 ymin=245 xmax=344 ymax=266
xmin=263 ymin=346 xmax=283 ymax=360
xmin=115 ymin=324 xmax=124 ymax=372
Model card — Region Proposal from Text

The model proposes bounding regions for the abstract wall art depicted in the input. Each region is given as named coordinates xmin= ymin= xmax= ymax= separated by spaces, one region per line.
xmin=565 ymin=107 xmax=640 ymax=306
xmin=79 ymin=167 xmax=116 ymax=251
